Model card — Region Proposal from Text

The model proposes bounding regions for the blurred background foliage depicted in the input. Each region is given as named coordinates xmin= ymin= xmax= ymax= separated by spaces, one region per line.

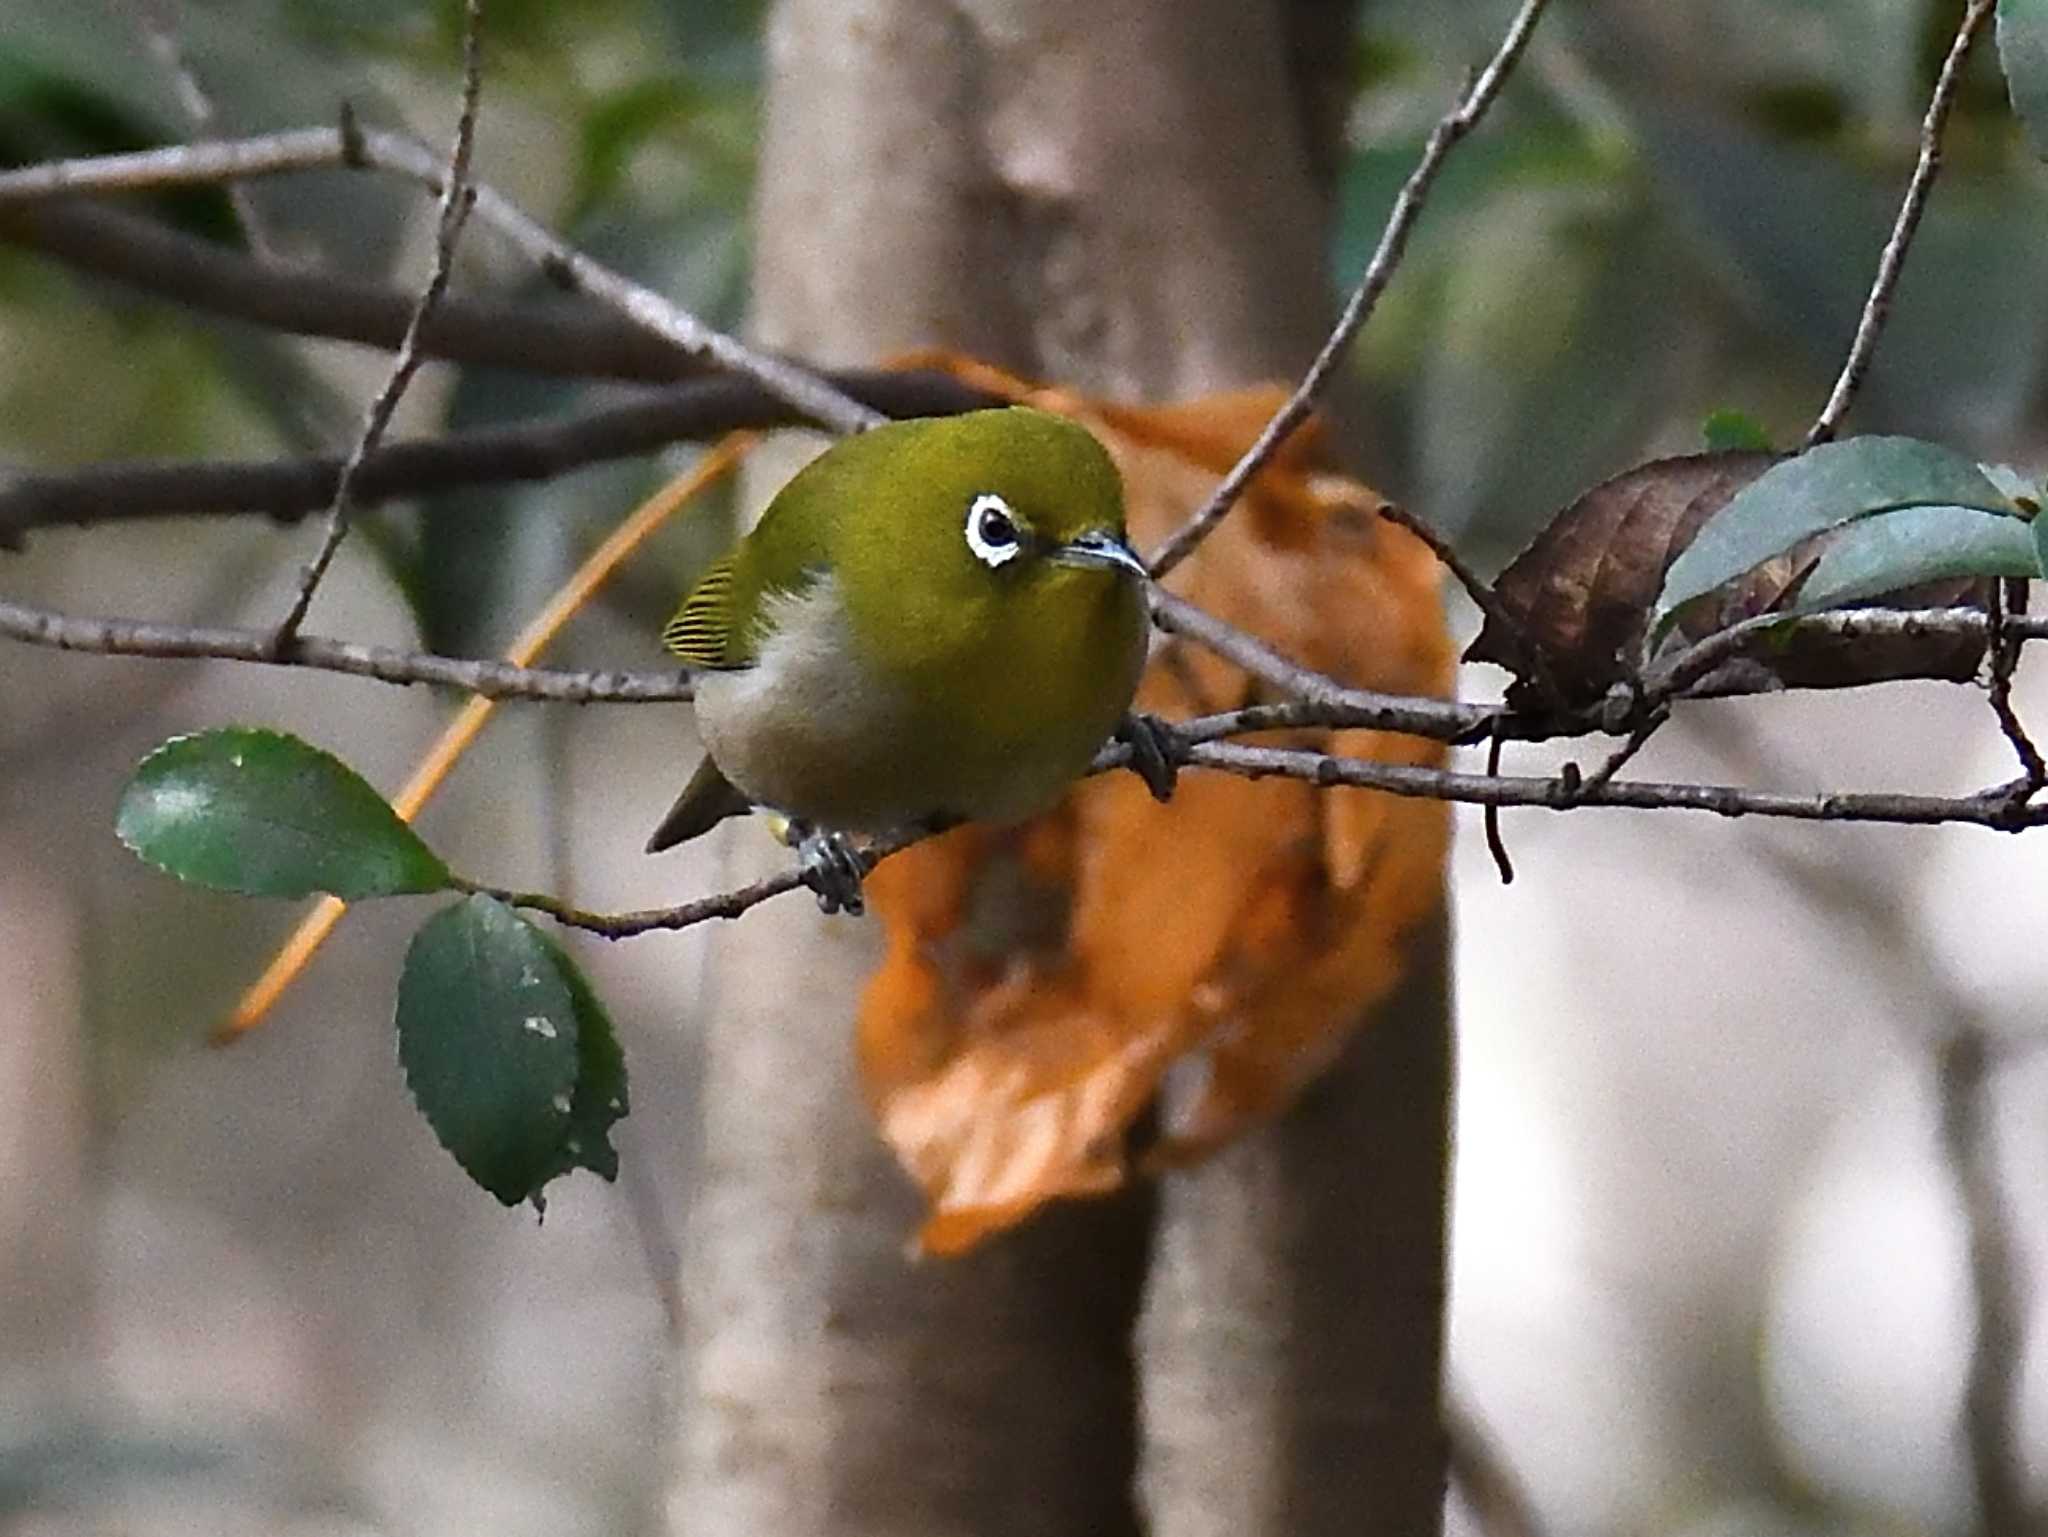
xmin=4 ymin=0 xmax=2047 ymax=1533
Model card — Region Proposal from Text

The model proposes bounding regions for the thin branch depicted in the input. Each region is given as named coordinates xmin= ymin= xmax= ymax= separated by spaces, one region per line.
xmin=1184 ymin=738 xmax=2048 ymax=830
xmin=0 ymin=126 xmax=347 ymax=202
xmin=0 ymin=597 xmax=693 ymax=701
xmin=1936 ymin=1032 xmax=2033 ymax=1537
xmin=0 ymin=122 xmax=880 ymax=437
xmin=446 ymin=740 xmax=2048 ymax=942
xmin=1376 ymin=499 xmax=1561 ymax=704
xmin=1482 ymin=724 xmax=1515 ymax=884
xmin=1559 ymin=707 xmax=1669 ymax=804
xmin=1985 ymin=580 xmax=2045 ymax=791
xmin=1 ymin=591 xmax=1514 ymax=749
xmin=271 ymin=1 xmax=485 ymax=649
xmin=1803 ymin=0 xmax=1995 ymax=448
xmin=14 ymin=589 xmax=2048 ymax=948
xmin=0 ymin=371 xmax=999 ymax=550
xmin=0 ymin=200 xmax=709 ymax=383
xmin=1144 ymin=0 xmax=1551 ymax=579
xmin=453 ymin=824 xmax=924 ymax=938
xmin=19 ymin=587 xmax=2048 ymax=753
xmin=123 ymin=0 xmax=281 ymax=262
xmin=1145 ymin=587 xmax=1495 ymax=737
xmin=0 ymin=202 xmax=995 ymax=406
xmin=1646 ymin=604 xmax=2048 ymax=702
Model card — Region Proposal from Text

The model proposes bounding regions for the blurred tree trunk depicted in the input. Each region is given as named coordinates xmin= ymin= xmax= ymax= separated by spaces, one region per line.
xmin=0 ymin=824 xmax=90 ymax=1390
xmin=669 ymin=4 xmax=1450 ymax=1535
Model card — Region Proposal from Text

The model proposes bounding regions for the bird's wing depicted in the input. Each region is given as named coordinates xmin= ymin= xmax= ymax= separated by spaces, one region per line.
xmin=661 ymin=464 xmax=839 ymax=669
xmin=661 ymin=553 xmax=744 ymax=667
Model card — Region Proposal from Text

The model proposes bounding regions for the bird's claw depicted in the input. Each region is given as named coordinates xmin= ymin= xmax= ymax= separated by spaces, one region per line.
xmin=792 ymin=823 xmax=868 ymax=915
xmin=1116 ymin=712 xmax=1179 ymax=803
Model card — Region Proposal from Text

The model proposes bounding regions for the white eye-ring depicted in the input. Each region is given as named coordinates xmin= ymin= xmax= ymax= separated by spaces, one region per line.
xmin=964 ymin=492 xmax=1025 ymax=569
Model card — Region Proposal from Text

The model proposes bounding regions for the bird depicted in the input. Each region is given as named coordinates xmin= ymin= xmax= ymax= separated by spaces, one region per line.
xmin=646 ymin=406 xmax=1164 ymax=914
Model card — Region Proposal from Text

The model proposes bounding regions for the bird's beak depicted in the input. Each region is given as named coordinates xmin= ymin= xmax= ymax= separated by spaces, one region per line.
xmin=1053 ymin=530 xmax=1149 ymax=581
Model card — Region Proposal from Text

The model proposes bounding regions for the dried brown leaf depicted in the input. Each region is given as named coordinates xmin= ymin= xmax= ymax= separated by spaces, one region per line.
xmin=1467 ymin=450 xmax=1778 ymax=701
xmin=1469 ymin=450 xmax=1987 ymax=700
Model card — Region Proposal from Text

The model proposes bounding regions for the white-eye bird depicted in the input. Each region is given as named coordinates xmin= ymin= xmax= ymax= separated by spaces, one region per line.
xmin=646 ymin=406 xmax=1158 ymax=914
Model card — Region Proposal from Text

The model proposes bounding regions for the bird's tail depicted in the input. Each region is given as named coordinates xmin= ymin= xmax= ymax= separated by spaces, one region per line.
xmin=645 ymin=755 xmax=754 ymax=852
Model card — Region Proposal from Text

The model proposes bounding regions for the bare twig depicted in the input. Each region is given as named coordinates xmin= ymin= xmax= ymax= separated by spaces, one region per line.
xmin=0 ymin=200 xmax=704 ymax=382
xmin=1560 ymin=707 xmax=1670 ymax=804
xmin=1646 ymin=605 xmax=2048 ymax=702
xmin=452 ymin=823 xmax=924 ymax=938
xmin=1985 ymin=580 xmax=2045 ymax=791
xmin=15 ymin=590 xmax=2048 ymax=950
xmin=1144 ymin=587 xmax=1492 ymax=736
xmin=271 ymin=0 xmax=485 ymax=649
xmin=1376 ymin=500 xmax=1561 ymax=704
xmin=1 ymin=592 xmax=1513 ymax=748
xmin=1144 ymin=0 xmax=1551 ymax=579
xmin=437 ymin=740 xmax=2048 ymax=942
xmin=0 ymin=123 xmax=879 ymax=437
xmin=19 ymin=588 xmax=2048 ymax=756
xmin=1482 ymin=724 xmax=1515 ymax=884
xmin=1937 ymin=1032 xmax=2033 ymax=1537
xmin=0 ymin=372 xmax=998 ymax=550
xmin=0 ymin=597 xmax=693 ymax=701
xmin=123 ymin=0 xmax=281 ymax=262
xmin=1804 ymin=0 xmax=1996 ymax=448
xmin=1184 ymin=738 xmax=2048 ymax=830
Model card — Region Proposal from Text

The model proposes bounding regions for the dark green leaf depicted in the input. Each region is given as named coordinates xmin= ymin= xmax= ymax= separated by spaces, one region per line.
xmin=532 ymin=937 xmax=629 ymax=1186
xmin=1631 ymin=103 xmax=2048 ymax=438
xmin=1702 ymin=409 xmax=1773 ymax=454
xmin=117 ymin=729 xmax=449 ymax=899
xmin=2000 ymin=0 xmax=2048 ymax=158
xmin=1652 ymin=436 xmax=2019 ymax=637
xmin=396 ymin=896 xmax=581 ymax=1207
xmin=573 ymin=77 xmax=702 ymax=217
xmin=1796 ymin=506 xmax=2039 ymax=613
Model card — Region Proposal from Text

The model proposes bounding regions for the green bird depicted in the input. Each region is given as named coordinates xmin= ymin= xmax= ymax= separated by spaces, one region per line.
xmin=646 ymin=406 xmax=1161 ymax=914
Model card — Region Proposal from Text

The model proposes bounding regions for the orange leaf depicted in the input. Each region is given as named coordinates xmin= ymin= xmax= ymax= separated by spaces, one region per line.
xmin=857 ymin=359 xmax=1453 ymax=1253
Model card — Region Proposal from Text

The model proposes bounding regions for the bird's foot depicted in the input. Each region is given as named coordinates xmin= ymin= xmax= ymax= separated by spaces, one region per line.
xmin=1116 ymin=712 xmax=1179 ymax=803
xmin=789 ymin=821 xmax=868 ymax=916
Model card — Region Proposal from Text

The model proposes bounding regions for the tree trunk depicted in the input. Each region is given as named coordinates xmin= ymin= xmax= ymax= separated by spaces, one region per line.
xmin=670 ymin=4 xmax=1450 ymax=1534
xmin=1140 ymin=932 xmax=1452 ymax=1535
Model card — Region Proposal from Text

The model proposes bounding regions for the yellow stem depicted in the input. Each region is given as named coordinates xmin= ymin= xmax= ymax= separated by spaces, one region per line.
xmin=217 ymin=432 xmax=754 ymax=1043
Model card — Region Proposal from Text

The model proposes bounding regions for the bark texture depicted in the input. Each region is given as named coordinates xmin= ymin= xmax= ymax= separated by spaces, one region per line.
xmin=1140 ymin=926 xmax=1453 ymax=1535
xmin=672 ymin=4 xmax=1451 ymax=1534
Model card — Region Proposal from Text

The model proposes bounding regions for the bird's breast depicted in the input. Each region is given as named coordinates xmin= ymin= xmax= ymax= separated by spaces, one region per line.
xmin=695 ymin=571 xmax=1148 ymax=832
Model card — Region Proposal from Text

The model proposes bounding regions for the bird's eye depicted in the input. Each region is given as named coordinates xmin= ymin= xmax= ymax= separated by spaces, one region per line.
xmin=964 ymin=492 xmax=1024 ymax=568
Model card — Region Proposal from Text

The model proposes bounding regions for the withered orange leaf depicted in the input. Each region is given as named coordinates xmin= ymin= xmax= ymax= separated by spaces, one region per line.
xmin=856 ymin=357 xmax=1453 ymax=1254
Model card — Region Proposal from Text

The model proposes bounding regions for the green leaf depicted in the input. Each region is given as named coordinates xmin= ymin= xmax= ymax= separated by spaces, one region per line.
xmin=1981 ymin=461 xmax=2044 ymax=514
xmin=117 ymin=729 xmax=450 ymax=900
xmin=396 ymin=896 xmax=582 ymax=1207
xmin=1651 ymin=436 xmax=2019 ymax=638
xmin=2000 ymin=0 xmax=2048 ymax=159
xmin=1702 ymin=409 xmax=1773 ymax=454
xmin=532 ymin=936 xmax=629 ymax=1187
xmin=1796 ymin=505 xmax=2040 ymax=613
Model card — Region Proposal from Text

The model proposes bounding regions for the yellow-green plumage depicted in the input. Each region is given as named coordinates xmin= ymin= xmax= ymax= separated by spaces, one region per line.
xmin=646 ymin=407 xmax=1149 ymax=855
